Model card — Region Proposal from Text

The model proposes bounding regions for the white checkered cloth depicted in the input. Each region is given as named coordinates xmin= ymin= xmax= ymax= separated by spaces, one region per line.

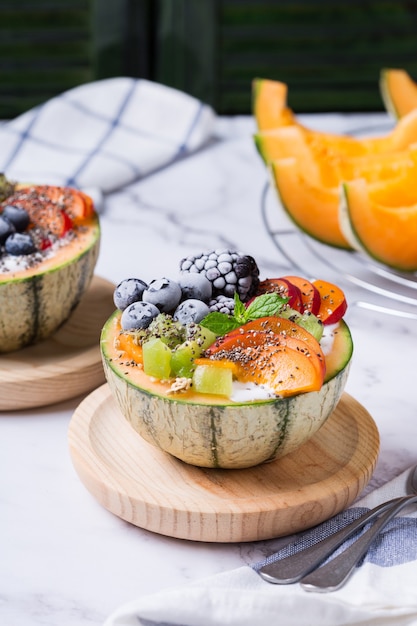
xmin=0 ymin=78 xmax=215 ymax=195
xmin=104 ymin=465 xmax=417 ymax=626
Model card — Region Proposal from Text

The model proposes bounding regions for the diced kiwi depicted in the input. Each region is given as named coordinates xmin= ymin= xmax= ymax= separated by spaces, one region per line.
xmin=171 ymin=340 xmax=204 ymax=378
xmin=186 ymin=323 xmax=217 ymax=350
xmin=297 ymin=312 xmax=324 ymax=342
xmin=192 ymin=364 xmax=233 ymax=397
xmin=142 ymin=337 xmax=172 ymax=379
xmin=279 ymin=308 xmax=324 ymax=342
xmin=146 ymin=313 xmax=186 ymax=348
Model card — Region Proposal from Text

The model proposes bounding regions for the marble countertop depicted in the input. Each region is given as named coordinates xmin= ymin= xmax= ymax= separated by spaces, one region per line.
xmin=2 ymin=112 xmax=417 ymax=625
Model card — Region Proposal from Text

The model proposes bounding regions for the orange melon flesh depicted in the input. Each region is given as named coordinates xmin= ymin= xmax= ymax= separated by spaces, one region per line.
xmin=380 ymin=69 xmax=417 ymax=119
xmin=116 ymin=330 xmax=143 ymax=364
xmin=271 ymin=157 xmax=350 ymax=249
xmin=258 ymin=126 xmax=417 ymax=183
xmin=256 ymin=109 xmax=417 ymax=165
xmin=341 ymin=177 xmax=417 ymax=271
xmin=269 ymin=139 xmax=417 ymax=250
xmin=252 ymin=78 xmax=296 ymax=131
xmin=255 ymin=126 xmax=368 ymax=169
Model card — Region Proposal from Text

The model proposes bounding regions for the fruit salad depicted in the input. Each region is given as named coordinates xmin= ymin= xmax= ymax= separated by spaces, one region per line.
xmin=109 ymin=249 xmax=348 ymax=401
xmin=0 ymin=175 xmax=94 ymax=276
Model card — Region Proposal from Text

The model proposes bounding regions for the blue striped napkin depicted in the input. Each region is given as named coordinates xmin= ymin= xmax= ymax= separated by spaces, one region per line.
xmin=0 ymin=77 xmax=215 ymax=194
xmin=104 ymin=465 xmax=417 ymax=626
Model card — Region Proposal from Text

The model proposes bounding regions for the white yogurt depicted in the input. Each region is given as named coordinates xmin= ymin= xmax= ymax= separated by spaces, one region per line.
xmin=230 ymin=381 xmax=276 ymax=402
xmin=319 ymin=322 xmax=338 ymax=356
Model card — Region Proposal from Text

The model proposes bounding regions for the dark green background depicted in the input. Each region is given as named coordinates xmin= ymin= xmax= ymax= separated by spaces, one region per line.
xmin=2 ymin=0 xmax=417 ymax=118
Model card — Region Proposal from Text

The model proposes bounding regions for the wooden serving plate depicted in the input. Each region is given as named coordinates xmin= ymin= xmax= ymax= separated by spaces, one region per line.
xmin=0 ymin=276 xmax=115 ymax=411
xmin=68 ymin=384 xmax=380 ymax=543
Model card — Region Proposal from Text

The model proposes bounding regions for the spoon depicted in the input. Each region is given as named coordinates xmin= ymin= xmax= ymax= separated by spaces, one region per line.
xmin=259 ymin=465 xmax=417 ymax=587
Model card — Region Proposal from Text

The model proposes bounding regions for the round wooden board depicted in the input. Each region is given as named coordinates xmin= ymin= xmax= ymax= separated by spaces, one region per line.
xmin=68 ymin=384 xmax=380 ymax=543
xmin=0 ymin=276 xmax=115 ymax=411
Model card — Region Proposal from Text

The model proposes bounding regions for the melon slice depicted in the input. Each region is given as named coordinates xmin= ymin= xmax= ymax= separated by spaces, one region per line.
xmin=340 ymin=175 xmax=417 ymax=271
xmin=270 ymin=143 xmax=417 ymax=250
xmin=255 ymin=125 xmax=369 ymax=167
xmin=252 ymin=78 xmax=296 ymax=131
xmin=270 ymin=156 xmax=351 ymax=249
xmin=253 ymin=76 xmax=417 ymax=156
xmin=255 ymin=109 xmax=417 ymax=167
xmin=380 ymin=69 xmax=417 ymax=120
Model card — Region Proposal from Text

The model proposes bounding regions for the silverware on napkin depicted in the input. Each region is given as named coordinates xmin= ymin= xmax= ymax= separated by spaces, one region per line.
xmin=259 ymin=464 xmax=417 ymax=591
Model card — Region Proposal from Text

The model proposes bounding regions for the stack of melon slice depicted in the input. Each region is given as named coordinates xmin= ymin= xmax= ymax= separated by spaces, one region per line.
xmin=253 ymin=71 xmax=417 ymax=272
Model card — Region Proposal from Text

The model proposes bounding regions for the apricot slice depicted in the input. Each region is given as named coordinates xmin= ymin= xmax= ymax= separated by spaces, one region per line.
xmin=208 ymin=328 xmax=323 ymax=396
xmin=282 ymin=275 xmax=321 ymax=315
xmin=255 ymin=277 xmax=304 ymax=312
xmin=313 ymin=280 xmax=347 ymax=325
xmin=207 ymin=316 xmax=325 ymax=373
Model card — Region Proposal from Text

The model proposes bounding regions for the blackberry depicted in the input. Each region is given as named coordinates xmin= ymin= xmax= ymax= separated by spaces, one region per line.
xmin=180 ymin=249 xmax=259 ymax=301
xmin=208 ymin=295 xmax=235 ymax=315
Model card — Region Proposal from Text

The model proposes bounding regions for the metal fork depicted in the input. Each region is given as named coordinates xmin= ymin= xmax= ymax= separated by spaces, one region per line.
xmin=259 ymin=465 xmax=417 ymax=590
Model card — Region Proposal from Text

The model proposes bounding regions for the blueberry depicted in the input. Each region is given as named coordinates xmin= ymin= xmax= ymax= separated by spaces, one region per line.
xmin=5 ymin=232 xmax=36 ymax=256
xmin=143 ymin=278 xmax=182 ymax=313
xmin=173 ymin=299 xmax=210 ymax=325
xmin=1 ymin=205 xmax=30 ymax=232
xmin=178 ymin=272 xmax=212 ymax=302
xmin=113 ymin=278 xmax=148 ymax=311
xmin=0 ymin=215 xmax=16 ymax=245
xmin=121 ymin=301 xmax=160 ymax=331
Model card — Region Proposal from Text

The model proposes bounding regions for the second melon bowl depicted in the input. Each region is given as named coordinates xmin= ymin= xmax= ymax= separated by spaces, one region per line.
xmin=0 ymin=183 xmax=100 ymax=354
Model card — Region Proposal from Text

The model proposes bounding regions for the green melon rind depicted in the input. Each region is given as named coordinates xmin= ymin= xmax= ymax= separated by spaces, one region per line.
xmin=252 ymin=78 xmax=263 ymax=129
xmin=338 ymin=182 xmax=411 ymax=270
xmin=338 ymin=183 xmax=367 ymax=254
xmin=379 ymin=69 xmax=400 ymax=121
xmin=253 ymin=133 xmax=270 ymax=165
xmin=0 ymin=218 xmax=100 ymax=353
xmin=323 ymin=319 xmax=353 ymax=383
xmin=100 ymin=313 xmax=352 ymax=469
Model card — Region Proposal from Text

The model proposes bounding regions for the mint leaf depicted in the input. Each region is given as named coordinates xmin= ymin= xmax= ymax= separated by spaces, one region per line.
xmin=233 ymin=292 xmax=247 ymax=324
xmin=200 ymin=312 xmax=241 ymax=336
xmin=200 ymin=292 xmax=289 ymax=337
xmin=245 ymin=292 xmax=288 ymax=320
